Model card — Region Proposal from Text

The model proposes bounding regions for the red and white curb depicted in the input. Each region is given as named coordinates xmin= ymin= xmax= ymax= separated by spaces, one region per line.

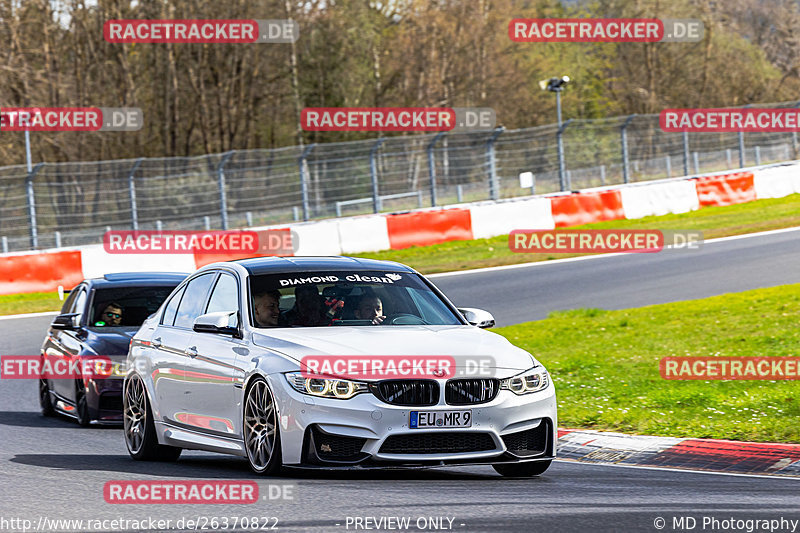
xmin=558 ymin=429 xmax=800 ymax=477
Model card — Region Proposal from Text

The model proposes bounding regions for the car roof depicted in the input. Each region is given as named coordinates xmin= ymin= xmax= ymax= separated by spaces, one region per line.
xmin=84 ymin=272 xmax=188 ymax=288
xmin=232 ymin=256 xmax=416 ymax=276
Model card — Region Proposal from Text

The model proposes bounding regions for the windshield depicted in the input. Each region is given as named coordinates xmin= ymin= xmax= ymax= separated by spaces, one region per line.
xmin=89 ymin=285 xmax=179 ymax=328
xmin=249 ymin=271 xmax=462 ymax=328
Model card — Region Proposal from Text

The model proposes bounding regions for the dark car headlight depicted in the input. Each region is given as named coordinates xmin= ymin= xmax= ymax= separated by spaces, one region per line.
xmin=284 ymin=372 xmax=369 ymax=399
xmin=500 ymin=368 xmax=549 ymax=395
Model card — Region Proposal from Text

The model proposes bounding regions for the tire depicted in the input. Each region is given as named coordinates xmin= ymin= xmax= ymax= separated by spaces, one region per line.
xmin=39 ymin=378 xmax=55 ymax=417
xmin=243 ymin=377 xmax=282 ymax=475
xmin=123 ymin=375 xmax=181 ymax=461
xmin=75 ymin=383 xmax=91 ymax=427
xmin=493 ymin=460 xmax=552 ymax=477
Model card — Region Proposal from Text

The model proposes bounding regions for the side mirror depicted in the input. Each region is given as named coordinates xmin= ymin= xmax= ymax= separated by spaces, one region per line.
xmin=193 ymin=311 xmax=241 ymax=337
xmin=51 ymin=313 xmax=80 ymax=330
xmin=458 ymin=308 xmax=495 ymax=329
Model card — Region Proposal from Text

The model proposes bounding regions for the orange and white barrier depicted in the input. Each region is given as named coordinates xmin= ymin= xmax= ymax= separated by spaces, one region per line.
xmin=1 ymin=162 xmax=797 ymax=295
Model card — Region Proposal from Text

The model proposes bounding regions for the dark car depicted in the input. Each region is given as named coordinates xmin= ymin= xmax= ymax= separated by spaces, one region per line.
xmin=39 ymin=272 xmax=187 ymax=426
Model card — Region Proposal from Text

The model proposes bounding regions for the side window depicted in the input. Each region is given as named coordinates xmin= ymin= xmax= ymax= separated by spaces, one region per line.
xmin=72 ymin=288 xmax=88 ymax=323
xmin=60 ymin=286 xmax=81 ymax=314
xmin=173 ymin=274 xmax=215 ymax=329
xmin=205 ymin=274 xmax=239 ymax=315
xmin=161 ymin=284 xmax=187 ymax=326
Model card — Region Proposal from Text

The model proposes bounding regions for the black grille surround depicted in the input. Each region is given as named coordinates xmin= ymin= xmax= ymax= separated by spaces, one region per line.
xmin=370 ymin=380 xmax=439 ymax=406
xmin=303 ymin=425 xmax=369 ymax=465
xmin=501 ymin=420 xmax=551 ymax=457
xmin=379 ymin=432 xmax=496 ymax=454
xmin=445 ymin=378 xmax=499 ymax=405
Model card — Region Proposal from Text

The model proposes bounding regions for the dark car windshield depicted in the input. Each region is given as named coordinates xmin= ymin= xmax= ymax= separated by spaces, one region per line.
xmin=90 ymin=285 xmax=179 ymax=328
xmin=249 ymin=271 xmax=462 ymax=328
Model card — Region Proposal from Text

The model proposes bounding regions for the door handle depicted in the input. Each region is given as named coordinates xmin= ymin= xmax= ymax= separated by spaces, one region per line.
xmin=152 ymin=337 xmax=162 ymax=348
xmin=185 ymin=346 xmax=198 ymax=358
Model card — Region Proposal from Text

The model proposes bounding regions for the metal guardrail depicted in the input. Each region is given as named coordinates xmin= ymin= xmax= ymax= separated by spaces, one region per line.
xmin=1 ymin=100 xmax=799 ymax=253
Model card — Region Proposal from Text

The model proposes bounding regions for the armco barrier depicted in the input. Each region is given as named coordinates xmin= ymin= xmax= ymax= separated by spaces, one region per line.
xmin=468 ymin=197 xmax=554 ymax=239
xmin=385 ymin=207 xmax=473 ymax=250
xmin=550 ymin=189 xmax=625 ymax=227
xmin=0 ymin=250 xmax=83 ymax=294
xmin=753 ymin=165 xmax=800 ymax=199
xmin=0 ymin=162 xmax=796 ymax=295
xmin=619 ymin=180 xmax=700 ymax=219
xmin=694 ymin=171 xmax=756 ymax=207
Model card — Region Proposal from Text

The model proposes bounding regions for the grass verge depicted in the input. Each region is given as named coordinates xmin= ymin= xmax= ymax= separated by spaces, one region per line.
xmin=0 ymin=292 xmax=62 ymax=316
xmin=359 ymin=193 xmax=800 ymax=273
xmin=494 ymin=284 xmax=800 ymax=443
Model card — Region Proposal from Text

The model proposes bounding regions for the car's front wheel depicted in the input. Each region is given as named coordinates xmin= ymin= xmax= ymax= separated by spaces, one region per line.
xmin=123 ymin=375 xmax=181 ymax=461
xmin=75 ymin=382 xmax=91 ymax=427
xmin=493 ymin=460 xmax=552 ymax=477
xmin=39 ymin=378 xmax=55 ymax=417
xmin=243 ymin=377 xmax=282 ymax=475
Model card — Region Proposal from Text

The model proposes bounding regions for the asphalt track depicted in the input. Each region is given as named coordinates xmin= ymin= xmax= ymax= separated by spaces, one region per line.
xmin=1 ymin=228 xmax=800 ymax=532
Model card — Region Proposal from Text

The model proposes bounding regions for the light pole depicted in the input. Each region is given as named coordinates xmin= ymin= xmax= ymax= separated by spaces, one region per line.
xmin=540 ymin=76 xmax=571 ymax=190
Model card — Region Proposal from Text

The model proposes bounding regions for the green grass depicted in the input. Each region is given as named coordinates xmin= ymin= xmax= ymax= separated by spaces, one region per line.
xmin=0 ymin=291 xmax=62 ymax=316
xmin=494 ymin=284 xmax=800 ymax=443
xmin=359 ymin=193 xmax=800 ymax=274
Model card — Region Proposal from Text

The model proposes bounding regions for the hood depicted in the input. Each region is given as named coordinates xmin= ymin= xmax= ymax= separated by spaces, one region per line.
xmin=251 ymin=325 xmax=537 ymax=375
xmin=85 ymin=327 xmax=137 ymax=356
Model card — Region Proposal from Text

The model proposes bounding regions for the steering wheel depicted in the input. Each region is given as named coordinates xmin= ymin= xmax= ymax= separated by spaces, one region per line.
xmin=384 ymin=313 xmax=427 ymax=325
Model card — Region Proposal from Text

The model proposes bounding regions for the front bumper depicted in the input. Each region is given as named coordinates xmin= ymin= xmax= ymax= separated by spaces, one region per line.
xmin=269 ymin=374 xmax=557 ymax=466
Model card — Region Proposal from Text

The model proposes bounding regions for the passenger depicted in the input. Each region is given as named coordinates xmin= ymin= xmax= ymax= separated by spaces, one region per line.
xmin=101 ymin=302 xmax=123 ymax=326
xmin=285 ymin=285 xmax=330 ymax=326
xmin=354 ymin=294 xmax=386 ymax=325
xmin=253 ymin=290 xmax=281 ymax=327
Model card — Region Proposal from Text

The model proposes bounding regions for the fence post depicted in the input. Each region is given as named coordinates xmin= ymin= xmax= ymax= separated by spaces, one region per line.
xmin=693 ymin=152 xmax=700 ymax=174
xmin=485 ymin=127 xmax=504 ymax=200
xmin=558 ymin=120 xmax=573 ymax=191
xmin=26 ymin=163 xmax=44 ymax=250
xmin=156 ymin=220 xmax=163 ymax=231
xmin=665 ymin=156 xmax=671 ymax=178
xmin=127 ymin=158 xmax=143 ymax=230
xmin=55 ymin=231 xmax=61 ymax=248
xmin=1 ymin=236 xmax=7 ymax=253
xmin=738 ymin=104 xmax=750 ymax=168
xmin=600 ymin=165 xmax=606 ymax=185
xmin=754 ymin=146 xmax=761 ymax=166
xmin=217 ymin=151 xmax=235 ymax=230
xmin=726 ymin=149 xmax=732 ymax=168
xmin=621 ymin=114 xmax=636 ymax=184
xmin=298 ymin=144 xmax=315 ymax=221
xmin=682 ymin=131 xmax=690 ymax=176
xmin=203 ymin=216 xmax=211 ymax=231
xmin=427 ymin=132 xmax=446 ymax=207
xmin=457 ymin=184 xmax=463 ymax=203
xmin=369 ymin=138 xmax=386 ymax=213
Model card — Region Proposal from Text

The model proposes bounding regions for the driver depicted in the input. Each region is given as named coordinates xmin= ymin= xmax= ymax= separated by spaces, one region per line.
xmin=354 ymin=294 xmax=386 ymax=325
xmin=101 ymin=303 xmax=123 ymax=326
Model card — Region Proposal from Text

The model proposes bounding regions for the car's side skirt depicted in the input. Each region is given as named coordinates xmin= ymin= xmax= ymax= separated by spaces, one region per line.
xmin=155 ymin=421 xmax=247 ymax=457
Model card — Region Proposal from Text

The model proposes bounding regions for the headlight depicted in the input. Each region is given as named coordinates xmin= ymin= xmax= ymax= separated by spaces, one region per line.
xmin=500 ymin=368 xmax=549 ymax=395
xmin=284 ymin=372 xmax=368 ymax=400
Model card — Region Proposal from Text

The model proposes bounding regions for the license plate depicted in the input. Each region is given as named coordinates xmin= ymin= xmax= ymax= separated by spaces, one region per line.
xmin=409 ymin=410 xmax=472 ymax=429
